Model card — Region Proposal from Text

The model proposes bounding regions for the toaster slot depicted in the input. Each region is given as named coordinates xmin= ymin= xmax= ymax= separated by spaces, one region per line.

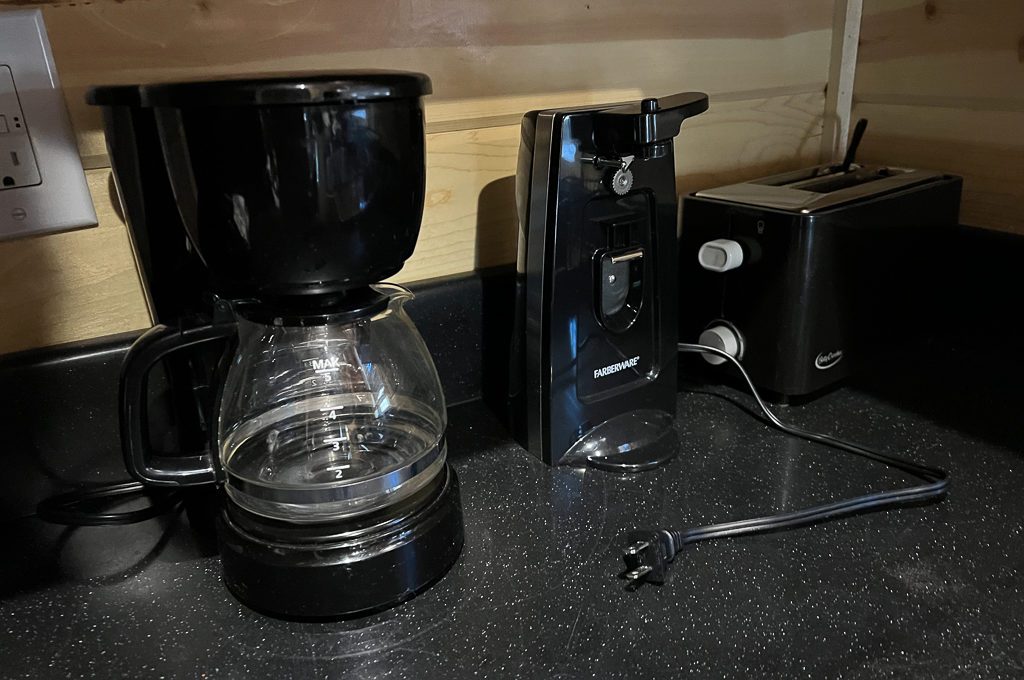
xmin=695 ymin=166 xmax=946 ymax=213
xmin=784 ymin=167 xmax=907 ymax=194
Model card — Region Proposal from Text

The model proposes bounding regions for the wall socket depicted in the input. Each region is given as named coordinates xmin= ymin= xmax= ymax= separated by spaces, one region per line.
xmin=0 ymin=65 xmax=43 ymax=191
xmin=0 ymin=10 xmax=96 ymax=241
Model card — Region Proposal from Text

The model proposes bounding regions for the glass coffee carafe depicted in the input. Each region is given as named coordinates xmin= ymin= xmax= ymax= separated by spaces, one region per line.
xmin=219 ymin=285 xmax=446 ymax=522
xmin=121 ymin=285 xmax=447 ymax=523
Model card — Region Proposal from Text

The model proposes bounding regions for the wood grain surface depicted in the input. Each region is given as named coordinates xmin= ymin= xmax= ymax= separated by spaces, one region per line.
xmin=853 ymin=0 xmax=1024 ymax=234
xmin=22 ymin=0 xmax=831 ymax=163
xmin=0 ymin=170 xmax=150 ymax=355
xmin=0 ymin=0 xmax=836 ymax=353
xmin=853 ymin=102 xmax=1024 ymax=234
xmin=857 ymin=0 xmax=1024 ymax=103
xmin=821 ymin=0 xmax=863 ymax=161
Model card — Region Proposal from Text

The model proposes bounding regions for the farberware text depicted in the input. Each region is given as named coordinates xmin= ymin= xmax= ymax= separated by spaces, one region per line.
xmin=594 ymin=356 xmax=640 ymax=378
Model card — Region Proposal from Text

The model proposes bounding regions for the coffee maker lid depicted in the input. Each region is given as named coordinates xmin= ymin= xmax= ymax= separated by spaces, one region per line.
xmin=88 ymin=71 xmax=431 ymax=108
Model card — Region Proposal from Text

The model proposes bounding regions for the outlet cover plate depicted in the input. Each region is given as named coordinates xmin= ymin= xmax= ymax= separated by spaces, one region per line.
xmin=0 ymin=9 xmax=96 ymax=242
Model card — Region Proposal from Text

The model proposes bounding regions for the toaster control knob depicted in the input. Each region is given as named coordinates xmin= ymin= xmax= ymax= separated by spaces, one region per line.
xmin=699 ymin=325 xmax=741 ymax=366
xmin=697 ymin=239 xmax=744 ymax=272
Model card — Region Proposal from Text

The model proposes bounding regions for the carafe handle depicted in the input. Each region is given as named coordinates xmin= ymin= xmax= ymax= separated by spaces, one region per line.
xmin=119 ymin=322 xmax=237 ymax=486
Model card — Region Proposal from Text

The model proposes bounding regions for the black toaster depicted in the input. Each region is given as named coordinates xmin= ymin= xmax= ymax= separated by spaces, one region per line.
xmin=679 ymin=163 xmax=962 ymax=400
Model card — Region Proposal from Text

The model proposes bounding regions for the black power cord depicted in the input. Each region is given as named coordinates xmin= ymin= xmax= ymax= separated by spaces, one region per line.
xmin=36 ymin=481 xmax=182 ymax=527
xmin=622 ymin=342 xmax=949 ymax=588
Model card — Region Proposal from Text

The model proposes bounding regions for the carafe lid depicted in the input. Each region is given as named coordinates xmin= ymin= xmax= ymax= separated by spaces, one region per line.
xmin=235 ymin=285 xmax=396 ymax=327
xmin=88 ymin=71 xmax=431 ymax=108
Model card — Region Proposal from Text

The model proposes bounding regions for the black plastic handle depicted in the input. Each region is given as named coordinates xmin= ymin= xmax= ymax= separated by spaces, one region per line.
xmin=119 ymin=322 xmax=237 ymax=487
xmin=838 ymin=118 xmax=869 ymax=172
xmin=593 ymin=92 xmax=709 ymax=153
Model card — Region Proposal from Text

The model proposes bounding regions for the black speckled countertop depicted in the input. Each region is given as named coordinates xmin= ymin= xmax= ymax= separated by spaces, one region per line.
xmin=2 ymin=352 xmax=1023 ymax=679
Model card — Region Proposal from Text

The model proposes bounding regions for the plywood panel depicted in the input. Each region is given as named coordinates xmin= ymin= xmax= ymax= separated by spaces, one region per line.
xmin=821 ymin=0 xmax=863 ymax=161
xmin=9 ymin=0 xmax=832 ymax=163
xmin=852 ymin=102 xmax=1024 ymax=234
xmin=0 ymin=0 xmax=836 ymax=352
xmin=857 ymin=0 xmax=1024 ymax=104
xmin=394 ymin=125 xmax=521 ymax=283
xmin=676 ymin=91 xmax=825 ymax=194
xmin=0 ymin=169 xmax=150 ymax=355
xmin=854 ymin=0 xmax=1024 ymax=233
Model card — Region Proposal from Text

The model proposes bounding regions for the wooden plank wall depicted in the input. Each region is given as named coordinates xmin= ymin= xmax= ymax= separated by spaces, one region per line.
xmin=853 ymin=0 xmax=1024 ymax=234
xmin=0 ymin=0 xmax=835 ymax=355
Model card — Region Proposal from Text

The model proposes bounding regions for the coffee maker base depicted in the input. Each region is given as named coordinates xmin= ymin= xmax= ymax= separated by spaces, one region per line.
xmin=217 ymin=464 xmax=464 ymax=620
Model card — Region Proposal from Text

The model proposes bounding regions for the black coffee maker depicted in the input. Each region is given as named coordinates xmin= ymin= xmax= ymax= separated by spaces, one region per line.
xmin=88 ymin=73 xmax=463 ymax=619
xmin=509 ymin=93 xmax=708 ymax=471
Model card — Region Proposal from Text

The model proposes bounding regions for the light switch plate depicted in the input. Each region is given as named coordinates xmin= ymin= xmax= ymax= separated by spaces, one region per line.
xmin=0 ymin=9 xmax=96 ymax=241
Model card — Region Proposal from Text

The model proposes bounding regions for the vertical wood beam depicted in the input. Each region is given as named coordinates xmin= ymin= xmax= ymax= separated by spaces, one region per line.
xmin=821 ymin=0 xmax=864 ymax=162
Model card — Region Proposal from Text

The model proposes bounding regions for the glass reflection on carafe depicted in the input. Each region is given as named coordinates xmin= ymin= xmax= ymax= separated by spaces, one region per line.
xmin=217 ymin=286 xmax=447 ymax=523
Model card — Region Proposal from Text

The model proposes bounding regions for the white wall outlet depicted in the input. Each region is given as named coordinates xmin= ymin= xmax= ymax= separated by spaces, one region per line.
xmin=0 ymin=66 xmax=42 ymax=190
xmin=0 ymin=9 xmax=96 ymax=241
